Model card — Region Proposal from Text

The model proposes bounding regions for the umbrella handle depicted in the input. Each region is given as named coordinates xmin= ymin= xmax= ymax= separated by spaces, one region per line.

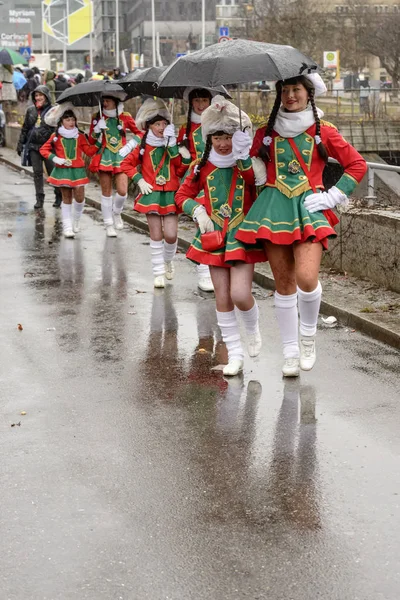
xmin=236 ymin=85 xmax=243 ymax=129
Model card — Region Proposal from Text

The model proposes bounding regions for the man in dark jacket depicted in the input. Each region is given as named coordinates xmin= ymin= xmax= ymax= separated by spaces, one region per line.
xmin=16 ymin=85 xmax=62 ymax=209
xmin=54 ymin=73 xmax=70 ymax=100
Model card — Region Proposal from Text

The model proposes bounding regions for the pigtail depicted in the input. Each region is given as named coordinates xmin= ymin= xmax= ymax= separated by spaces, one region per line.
xmin=309 ymin=90 xmax=328 ymax=163
xmin=180 ymin=103 xmax=192 ymax=151
xmin=194 ymin=135 xmax=212 ymax=182
xmin=258 ymin=89 xmax=281 ymax=162
xmin=139 ymin=126 xmax=149 ymax=163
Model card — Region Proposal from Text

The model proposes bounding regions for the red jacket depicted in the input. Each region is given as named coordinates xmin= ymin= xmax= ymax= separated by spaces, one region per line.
xmin=177 ymin=122 xmax=203 ymax=161
xmin=40 ymin=132 xmax=98 ymax=165
xmin=175 ymin=158 xmax=256 ymax=216
xmin=251 ymin=121 xmax=367 ymax=196
xmin=121 ymin=143 xmax=187 ymax=192
xmin=88 ymin=112 xmax=141 ymax=147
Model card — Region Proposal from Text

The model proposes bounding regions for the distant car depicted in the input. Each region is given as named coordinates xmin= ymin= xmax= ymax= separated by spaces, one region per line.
xmin=381 ymin=81 xmax=392 ymax=90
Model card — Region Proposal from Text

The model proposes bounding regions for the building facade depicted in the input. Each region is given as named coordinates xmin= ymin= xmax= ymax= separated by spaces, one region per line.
xmin=126 ymin=0 xmax=218 ymax=66
xmin=93 ymin=0 xmax=129 ymax=69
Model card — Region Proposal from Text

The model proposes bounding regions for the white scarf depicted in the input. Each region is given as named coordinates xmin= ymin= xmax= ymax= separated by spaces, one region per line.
xmin=191 ymin=112 xmax=202 ymax=124
xmin=146 ymin=130 xmax=166 ymax=147
xmin=58 ymin=125 xmax=79 ymax=139
xmin=274 ymin=105 xmax=324 ymax=138
xmin=209 ymin=148 xmax=236 ymax=168
xmin=103 ymin=108 xmax=117 ymax=118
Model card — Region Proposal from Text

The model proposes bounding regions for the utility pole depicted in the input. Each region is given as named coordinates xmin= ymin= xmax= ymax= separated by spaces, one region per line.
xmin=115 ymin=0 xmax=119 ymax=68
xmin=202 ymin=0 xmax=206 ymax=49
xmin=151 ymin=0 xmax=156 ymax=66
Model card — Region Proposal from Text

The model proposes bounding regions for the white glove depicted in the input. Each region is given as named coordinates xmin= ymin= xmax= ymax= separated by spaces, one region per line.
xmin=53 ymin=156 xmax=66 ymax=166
xmin=303 ymin=186 xmax=348 ymax=213
xmin=251 ymin=157 xmax=267 ymax=186
xmin=93 ymin=117 xmax=107 ymax=134
xmin=138 ymin=178 xmax=153 ymax=195
xmin=232 ymin=130 xmax=252 ymax=161
xmin=164 ymin=124 xmax=177 ymax=147
xmin=179 ymin=145 xmax=191 ymax=160
xmin=193 ymin=205 xmax=214 ymax=233
xmin=119 ymin=138 xmax=138 ymax=158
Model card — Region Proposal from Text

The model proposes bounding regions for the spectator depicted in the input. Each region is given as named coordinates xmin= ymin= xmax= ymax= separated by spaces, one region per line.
xmin=31 ymin=66 xmax=42 ymax=85
xmin=24 ymin=69 xmax=38 ymax=96
xmin=113 ymin=67 xmax=124 ymax=80
xmin=16 ymin=85 xmax=62 ymax=209
xmin=359 ymin=78 xmax=371 ymax=118
xmin=44 ymin=70 xmax=57 ymax=104
xmin=13 ymin=67 xmax=27 ymax=101
xmin=74 ymin=73 xmax=84 ymax=85
xmin=54 ymin=73 xmax=70 ymax=100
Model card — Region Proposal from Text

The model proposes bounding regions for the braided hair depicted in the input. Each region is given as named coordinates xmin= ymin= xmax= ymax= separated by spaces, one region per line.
xmin=180 ymin=88 xmax=212 ymax=151
xmin=258 ymin=75 xmax=328 ymax=163
xmin=138 ymin=125 xmax=149 ymax=164
xmin=193 ymin=134 xmax=212 ymax=182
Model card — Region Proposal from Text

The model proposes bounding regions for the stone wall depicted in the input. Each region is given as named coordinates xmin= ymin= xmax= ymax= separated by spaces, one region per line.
xmin=323 ymin=208 xmax=400 ymax=293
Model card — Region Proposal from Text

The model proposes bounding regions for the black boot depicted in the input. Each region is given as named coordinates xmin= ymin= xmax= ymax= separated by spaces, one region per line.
xmin=53 ymin=193 xmax=62 ymax=208
xmin=34 ymin=196 xmax=44 ymax=209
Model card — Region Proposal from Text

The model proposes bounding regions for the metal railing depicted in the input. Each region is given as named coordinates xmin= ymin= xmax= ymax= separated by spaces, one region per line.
xmin=329 ymin=157 xmax=400 ymax=202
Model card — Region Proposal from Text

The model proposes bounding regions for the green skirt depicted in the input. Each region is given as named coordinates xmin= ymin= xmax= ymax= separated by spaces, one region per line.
xmin=134 ymin=191 xmax=178 ymax=215
xmin=47 ymin=166 xmax=89 ymax=188
xmin=235 ymin=187 xmax=338 ymax=250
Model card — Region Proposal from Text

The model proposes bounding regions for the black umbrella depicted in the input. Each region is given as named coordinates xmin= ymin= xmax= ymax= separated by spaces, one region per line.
xmin=119 ymin=66 xmax=230 ymax=99
xmin=157 ymin=39 xmax=318 ymax=89
xmin=57 ymin=80 xmax=126 ymax=106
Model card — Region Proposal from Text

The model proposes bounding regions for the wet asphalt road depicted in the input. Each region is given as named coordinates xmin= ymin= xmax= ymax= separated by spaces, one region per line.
xmin=1 ymin=164 xmax=400 ymax=600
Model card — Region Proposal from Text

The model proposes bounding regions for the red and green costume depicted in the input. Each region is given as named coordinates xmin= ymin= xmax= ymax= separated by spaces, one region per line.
xmin=121 ymin=142 xmax=189 ymax=215
xmin=177 ymin=122 xmax=205 ymax=162
xmin=236 ymin=121 xmax=367 ymax=250
xmin=40 ymin=132 xmax=99 ymax=187
xmin=88 ymin=112 xmax=141 ymax=174
xmin=175 ymin=157 xmax=267 ymax=267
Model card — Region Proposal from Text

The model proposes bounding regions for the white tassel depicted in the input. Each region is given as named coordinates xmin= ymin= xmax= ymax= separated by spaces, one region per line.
xmin=315 ymin=135 xmax=322 ymax=145
xmin=263 ymin=135 xmax=272 ymax=146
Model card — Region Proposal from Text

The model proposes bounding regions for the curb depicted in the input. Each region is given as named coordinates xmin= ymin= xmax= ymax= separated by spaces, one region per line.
xmin=2 ymin=154 xmax=399 ymax=350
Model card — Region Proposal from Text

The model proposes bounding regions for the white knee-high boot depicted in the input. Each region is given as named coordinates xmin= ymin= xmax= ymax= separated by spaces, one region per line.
xmin=73 ymin=199 xmax=85 ymax=233
xmin=197 ymin=264 xmax=214 ymax=292
xmin=113 ymin=193 xmax=127 ymax=230
xmin=101 ymin=195 xmax=116 ymax=236
xmin=237 ymin=301 xmax=262 ymax=357
xmin=61 ymin=202 xmax=74 ymax=238
xmin=297 ymin=282 xmax=321 ymax=371
xmin=274 ymin=291 xmax=300 ymax=377
xmin=150 ymin=239 xmax=165 ymax=288
xmin=216 ymin=310 xmax=244 ymax=376
xmin=163 ymin=240 xmax=177 ymax=281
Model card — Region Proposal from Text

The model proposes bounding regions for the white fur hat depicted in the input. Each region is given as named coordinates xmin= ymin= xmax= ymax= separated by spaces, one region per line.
xmin=304 ymin=72 xmax=327 ymax=96
xmin=44 ymin=102 xmax=76 ymax=127
xmin=201 ymin=95 xmax=252 ymax=142
xmin=135 ymin=98 xmax=171 ymax=131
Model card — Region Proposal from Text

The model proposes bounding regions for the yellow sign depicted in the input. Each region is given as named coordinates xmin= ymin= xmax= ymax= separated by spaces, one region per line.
xmin=42 ymin=0 xmax=93 ymax=46
xmin=68 ymin=1 xmax=92 ymax=45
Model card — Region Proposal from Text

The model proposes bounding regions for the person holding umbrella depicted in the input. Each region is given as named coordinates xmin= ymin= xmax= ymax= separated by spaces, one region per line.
xmin=175 ymin=95 xmax=266 ymax=377
xmin=88 ymin=91 xmax=141 ymax=237
xmin=235 ymin=73 xmax=367 ymax=377
xmin=39 ymin=103 xmax=99 ymax=238
xmin=178 ymin=87 xmax=215 ymax=293
xmin=121 ymin=98 xmax=187 ymax=288
xmin=17 ymin=85 xmax=62 ymax=209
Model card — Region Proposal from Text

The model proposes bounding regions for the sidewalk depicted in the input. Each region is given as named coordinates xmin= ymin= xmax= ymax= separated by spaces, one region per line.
xmin=1 ymin=146 xmax=399 ymax=350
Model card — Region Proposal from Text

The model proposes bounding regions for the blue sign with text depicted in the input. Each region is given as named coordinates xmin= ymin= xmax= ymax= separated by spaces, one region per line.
xmin=219 ymin=26 xmax=229 ymax=37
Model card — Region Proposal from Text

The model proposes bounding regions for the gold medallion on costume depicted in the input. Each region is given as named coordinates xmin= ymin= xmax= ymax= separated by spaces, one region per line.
xmin=219 ymin=203 xmax=232 ymax=218
xmin=109 ymin=136 xmax=118 ymax=145
xmin=156 ymin=175 xmax=167 ymax=185
xmin=288 ymin=159 xmax=301 ymax=174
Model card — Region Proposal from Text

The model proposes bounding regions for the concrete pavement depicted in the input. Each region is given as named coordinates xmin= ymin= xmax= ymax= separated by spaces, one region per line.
xmin=1 ymin=163 xmax=400 ymax=599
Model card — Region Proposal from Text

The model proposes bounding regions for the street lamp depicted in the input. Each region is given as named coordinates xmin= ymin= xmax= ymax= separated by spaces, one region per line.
xmin=115 ymin=0 xmax=119 ymax=68
xmin=202 ymin=0 xmax=205 ymax=49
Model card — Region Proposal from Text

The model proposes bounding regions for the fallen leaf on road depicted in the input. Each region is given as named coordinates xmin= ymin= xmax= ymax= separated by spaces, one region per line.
xmin=20 ymin=411 xmax=26 ymax=416
xmin=46 ymin=327 xmax=56 ymax=331
xmin=10 ymin=422 xmax=21 ymax=427
xmin=135 ymin=290 xmax=147 ymax=294
xmin=127 ymin=311 xmax=137 ymax=315
xmin=7 ymin=231 xmax=12 ymax=237
xmin=24 ymin=272 xmax=35 ymax=277
xmin=198 ymin=348 xmax=208 ymax=353
xmin=17 ymin=323 xmax=23 ymax=331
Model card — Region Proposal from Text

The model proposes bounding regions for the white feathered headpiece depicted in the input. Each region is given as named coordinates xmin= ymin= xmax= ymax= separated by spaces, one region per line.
xmin=44 ymin=102 xmax=76 ymax=127
xmin=201 ymin=95 xmax=252 ymax=142
xmin=135 ymin=98 xmax=171 ymax=132
xmin=303 ymin=72 xmax=327 ymax=97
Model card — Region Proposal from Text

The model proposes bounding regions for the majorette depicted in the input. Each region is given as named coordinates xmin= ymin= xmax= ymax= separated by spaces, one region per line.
xmin=175 ymin=95 xmax=267 ymax=377
xmin=178 ymin=87 xmax=216 ymax=293
xmin=235 ymin=72 xmax=367 ymax=377
xmin=88 ymin=91 xmax=141 ymax=237
xmin=121 ymin=98 xmax=188 ymax=289
xmin=40 ymin=102 xmax=99 ymax=238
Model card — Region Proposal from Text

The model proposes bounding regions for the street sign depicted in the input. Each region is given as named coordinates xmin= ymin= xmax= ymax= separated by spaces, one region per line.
xmin=176 ymin=53 xmax=187 ymax=58
xmin=218 ymin=36 xmax=230 ymax=43
xmin=19 ymin=46 xmax=31 ymax=60
xmin=219 ymin=26 xmax=229 ymax=37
